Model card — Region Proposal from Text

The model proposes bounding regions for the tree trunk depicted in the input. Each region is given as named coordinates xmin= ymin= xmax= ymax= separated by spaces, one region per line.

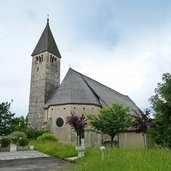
xmin=143 ymin=133 xmax=147 ymax=149
xmin=110 ymin=136 xmax=114 ymax=147
xmin=77 ymin=134 xmax=80 ymax=146
xmin=101 ymin=134 xmax=104 ymax=146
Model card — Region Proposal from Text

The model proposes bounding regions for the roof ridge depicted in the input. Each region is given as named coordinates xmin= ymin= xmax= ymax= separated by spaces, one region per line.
xmin=80 ymin=74 xmax=108 ymax=107
xmin=69 ymin=68 xmax=128 ymax=98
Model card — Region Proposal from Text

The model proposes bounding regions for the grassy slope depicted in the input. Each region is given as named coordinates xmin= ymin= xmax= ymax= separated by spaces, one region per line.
xmin=69 ymin=148 xmax=171 ymax=171
xmin=30 ymin=140 xmax=77 ymax=158
xmin=30 ymin=140 xmax=171 ymax=171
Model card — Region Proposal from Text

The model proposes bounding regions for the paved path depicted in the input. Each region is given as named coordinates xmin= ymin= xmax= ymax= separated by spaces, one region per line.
xmin=0 ymin=150 xmax=50 ymax=160
xmin=0 ymin=151 xmax=74 ymax=171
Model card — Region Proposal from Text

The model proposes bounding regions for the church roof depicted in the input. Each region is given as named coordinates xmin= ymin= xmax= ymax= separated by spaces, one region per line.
xmin=32 ymin=19 xmax=62 ymax=57
xmin=45 ymin=68 xmax=139 ymax=110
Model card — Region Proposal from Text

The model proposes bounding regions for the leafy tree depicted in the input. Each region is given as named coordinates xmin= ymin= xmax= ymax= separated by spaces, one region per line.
xmin=132 ymin=109 xmax=153 ymax=148
xmin=88 ymin=103 xmax=132 ymax=147
xmin=0 ymin=101 xmax=16 ymax=135
xmin=66 ymin=111 xmax=87 ymax=146
xmin=132 ymin=109 xmax=152 ymax=134
xmin=149 ymin=73 xmax=171 ymax=147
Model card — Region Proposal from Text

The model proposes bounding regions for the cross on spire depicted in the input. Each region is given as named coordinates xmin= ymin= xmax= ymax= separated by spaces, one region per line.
xmin=47 ymin=14 xmax=49 ymax=23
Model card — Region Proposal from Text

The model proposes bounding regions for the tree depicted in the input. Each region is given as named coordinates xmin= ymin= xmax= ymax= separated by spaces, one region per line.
xmin=149 ymin=73 xmax=171 ymax=148
xmin=0 ymin=101 xmax=16 ymax=135
xmin=88 ymin=103 xmax=132 ymax=147
xmin=66 ymin=111 xmax=87 ymax=146
xmin=132 ymin=109 xmax=152 ymax=148
xmin=132 ymin=109 xmax=152 ymax=134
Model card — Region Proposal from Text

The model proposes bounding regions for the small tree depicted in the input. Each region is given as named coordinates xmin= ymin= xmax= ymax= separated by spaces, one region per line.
xmin=66 ymin=111 xmax=87 ymax=146
xmin=88 ymin=103 xmax=132 ymax=147
xmin=132 ymin=109 xmax=152 ymax=148
xmin=132 ymin=109 xmax=152 ymax=134
xmin=0 ymin=101 xmax=16 ymax=135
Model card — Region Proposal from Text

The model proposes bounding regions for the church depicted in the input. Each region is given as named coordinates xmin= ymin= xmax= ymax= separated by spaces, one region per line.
xmin=28 ymin=19 xmax=148 ymax=147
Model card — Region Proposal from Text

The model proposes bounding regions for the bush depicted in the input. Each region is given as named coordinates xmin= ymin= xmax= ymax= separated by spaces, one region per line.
xmin=10 ymin=131 xmax=27 ymax=144
xmin=17 ymin=137 xmax=29 ymax=146
xmin=25 ymin=128 xmax=46 ymax=140
xmin=0 ymin=136 xmax=11 ymax=147
xmin=37 ymin=133 xmax=58 ymax=142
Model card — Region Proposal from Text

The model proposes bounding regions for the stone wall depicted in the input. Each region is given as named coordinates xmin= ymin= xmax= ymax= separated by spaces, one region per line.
xmin=28 ymin=51 xmax=60 ymax=128
xmin=45 ymin=104 xmax=102 ymax=146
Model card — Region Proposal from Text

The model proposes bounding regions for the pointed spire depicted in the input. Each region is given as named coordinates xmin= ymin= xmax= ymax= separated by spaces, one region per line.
xmin=32 ymin=19 xmax=61 ymax=58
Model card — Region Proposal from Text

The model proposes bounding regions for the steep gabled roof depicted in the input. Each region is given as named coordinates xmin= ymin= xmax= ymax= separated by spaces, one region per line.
xmin=45 ymin=68 xmax=101 ymax=107
xmin=82 ymin=73 xmax=138 ymax=110
xmin=45 ymin=68 xmax=139 ymax=111
xmin=32 ymin=19 xmax=61 ymax=57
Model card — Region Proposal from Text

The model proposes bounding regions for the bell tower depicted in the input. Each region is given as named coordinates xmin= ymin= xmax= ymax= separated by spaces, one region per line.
xmin=28 ymin=19 xmax=61 ymax=128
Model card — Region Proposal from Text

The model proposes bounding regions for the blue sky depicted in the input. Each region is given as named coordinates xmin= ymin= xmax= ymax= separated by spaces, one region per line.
xmin=1 ymin=0 xmax=171 ymax=116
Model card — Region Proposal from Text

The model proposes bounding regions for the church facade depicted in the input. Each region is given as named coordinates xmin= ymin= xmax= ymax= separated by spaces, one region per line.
xmin=28 ymin=20 xmax=148 ymax=147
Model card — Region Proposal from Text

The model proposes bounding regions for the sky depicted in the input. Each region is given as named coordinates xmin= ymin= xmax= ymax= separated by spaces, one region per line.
xmin=1 ymin=0 xmax=171 ymax=117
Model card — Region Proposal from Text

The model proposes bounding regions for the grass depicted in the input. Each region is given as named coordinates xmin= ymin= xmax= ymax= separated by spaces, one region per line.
xmin=68 ymin=148 xmax=171 ymax=171
xmin=30 ymin=140 xmax=171 ymax=171
xmin=29 ymin=140 xmax=77 ymax=158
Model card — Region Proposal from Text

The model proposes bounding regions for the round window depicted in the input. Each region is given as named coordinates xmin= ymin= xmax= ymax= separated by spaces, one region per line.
xmin=56 ymin=117 xmax=64 ymax=127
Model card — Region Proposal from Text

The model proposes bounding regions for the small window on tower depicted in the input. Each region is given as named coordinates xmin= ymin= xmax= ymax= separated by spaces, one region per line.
xmin=37 ymin=67 xmax=39 ymax=72
xmin=50 ymin=55 xmax=52 ymax=62
xmin=36 ymin=56 xmax=39 ymax=63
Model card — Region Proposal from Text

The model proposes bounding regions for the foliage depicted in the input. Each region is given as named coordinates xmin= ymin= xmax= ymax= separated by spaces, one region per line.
xmin=30 ymin=140 xmax=77 ymax=158
xmin=0 ymin=136 xmax=11 ymax=147
xmin=25 ymin=127 xmax=46 ymax=140
xmin=17 ymin=137 xmax=29 ymax=146
xmin=150 ymin=73 xmax=171 ymax=148
xmin=132 ymin=109 xmax=152 ymax=134
xmin=13 ymin=116 xmax=28 ymax=132
xmin=10 ymin=131 xmax=27 ymax=144
xmin=66 ymin=111 xmax=87 ymax=145
xmin=67 ymin=148 xmax=171 ymax=171
xmin=36 ymin=132 xmax=58 ymax=142
xmin=0 ymin=101 xmax=17 ymax=135
xmin=88 ymin=103 xmax=132 ymax=147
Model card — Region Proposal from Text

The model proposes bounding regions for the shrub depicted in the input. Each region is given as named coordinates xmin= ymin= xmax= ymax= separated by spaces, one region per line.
xmin=10 ymin=131 xmax=27 ymax=144
xmin=37 ymin=133 xmax=58 ymax=142
xmin=17 ymin=137 xmax=29 ymax=146
xmin=0 ymin=136 xmax=11 ymax=147
xmin=25 ymin=128 xmax=46 ymax=140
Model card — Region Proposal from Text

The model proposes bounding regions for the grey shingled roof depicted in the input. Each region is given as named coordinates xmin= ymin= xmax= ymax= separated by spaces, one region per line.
xmin=45 ymin=68 xmax=139 ymax=111
xmin=45 ymin=68 xmax=101 ymax=107
xmin=32 ymin=20 xmax=61 ymax=57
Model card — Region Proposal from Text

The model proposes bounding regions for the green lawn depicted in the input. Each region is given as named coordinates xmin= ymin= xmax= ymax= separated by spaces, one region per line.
xmin=30 ymin=140 xmax=171 ymax=171
xmin=68 ymin=147 xmax=171 ymax=171
xmin=30 ymin=140 xmax=77 ymax=158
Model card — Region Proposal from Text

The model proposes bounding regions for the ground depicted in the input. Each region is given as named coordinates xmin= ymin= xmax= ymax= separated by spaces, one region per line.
xmin=0 ymin=151 xmax=74 ymax=171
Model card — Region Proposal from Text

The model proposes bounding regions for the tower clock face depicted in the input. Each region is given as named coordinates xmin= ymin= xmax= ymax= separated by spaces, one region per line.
xmin=56 ymin=117 xmax=64 ymax=127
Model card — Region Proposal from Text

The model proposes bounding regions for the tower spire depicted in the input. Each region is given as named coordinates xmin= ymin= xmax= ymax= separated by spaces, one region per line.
xmin=31 ymin=18 xmax=61 ymax=58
